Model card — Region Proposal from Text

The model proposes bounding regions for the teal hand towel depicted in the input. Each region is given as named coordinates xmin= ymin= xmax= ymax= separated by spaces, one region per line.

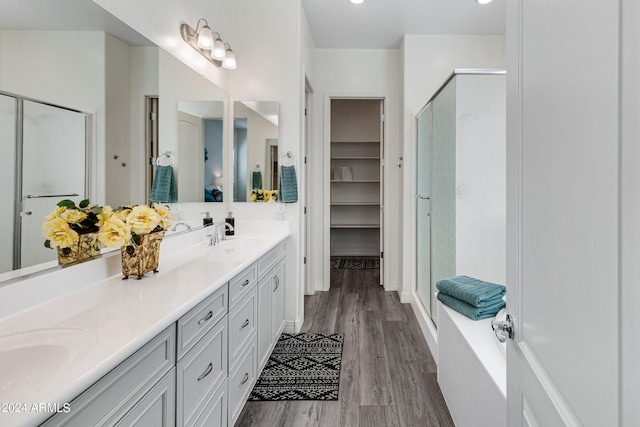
xmin=279 ymin=165 xmax=298 ymax=203
xmin=437 ymin=292 xmax=506 ymax=320
xmin=436 ymin=275 xmax=506 ymax=308
xmin=150 ymin=165 xmax=177 ymax=203
xmin=252 ymin=170 xmax=262 ymax=190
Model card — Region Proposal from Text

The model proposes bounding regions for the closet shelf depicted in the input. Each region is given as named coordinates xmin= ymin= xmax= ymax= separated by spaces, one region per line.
xmin=331 ymin=157 xmax=379 ymax=160
xmin=331 ymin=202 xmax=379 ymax=206
xmin=331 ymin=140 xmax=380 ymax=144
xmin=330 ymin=224 xmax=381 ymax=229
xmin=330 ymin=180 xmax=380 ymax=183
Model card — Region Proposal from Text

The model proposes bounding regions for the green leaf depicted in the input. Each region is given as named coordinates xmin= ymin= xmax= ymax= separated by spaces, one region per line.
xmin=57 ymin=199 xmax=76 ymax=209
xmin=79 ymin=199 xmax=90 ymax=208
xmin=44 ymin=239 xmax=51 ymax=249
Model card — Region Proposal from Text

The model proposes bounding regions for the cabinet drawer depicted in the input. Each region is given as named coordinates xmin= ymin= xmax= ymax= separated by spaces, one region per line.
xmin=192 ymin=379 xmax=227 ymax=427
xmin=115 ymin=368 xmax=176 ymax=426
xmin=229 ymin=289 xmax=257 ymax=363
xmin=229 ymin=263 xmax=257 ymax=308
xmin=177 ymin=284 xmax=228 ymax=359
xmin=257 ymin=243 xmax=285 ymax=279
xmin=177 ymin=317 xmax=227 ymax=427
xmin=42 ymin=326 xmax=175 ymax=426
xmin=229 ymin=343 xmax=256 ymax=425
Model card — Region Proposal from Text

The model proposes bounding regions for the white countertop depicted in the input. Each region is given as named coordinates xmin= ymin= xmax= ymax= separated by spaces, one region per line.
xmin=0 ymin=223 xmax=290 ymax=427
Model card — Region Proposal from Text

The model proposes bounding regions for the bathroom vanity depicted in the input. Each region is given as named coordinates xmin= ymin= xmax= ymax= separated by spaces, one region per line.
xmin=0 ymin=221 xmax=289 ymax=427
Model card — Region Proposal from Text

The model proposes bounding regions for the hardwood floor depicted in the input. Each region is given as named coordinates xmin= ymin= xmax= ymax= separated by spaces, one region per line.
xmin=236 ymin=267 xmax=454 ymax=427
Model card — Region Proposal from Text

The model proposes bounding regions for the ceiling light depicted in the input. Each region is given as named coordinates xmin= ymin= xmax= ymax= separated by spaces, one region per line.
xmin=476 ymin=0 xmax=493 ymax=4
xmin=350 ymin=0 xmax=365 ymax=4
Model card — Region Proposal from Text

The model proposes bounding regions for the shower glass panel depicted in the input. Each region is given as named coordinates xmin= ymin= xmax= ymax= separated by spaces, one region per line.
xmin=0 ymin=95 xmax=17 ymax=274
xmin=429 ymin=79 xmax=457 ymax=324
xmin=20 ymin=100 xmax=88 ymax=269
xmin=416 ymin=104 xmax=433 ymax=316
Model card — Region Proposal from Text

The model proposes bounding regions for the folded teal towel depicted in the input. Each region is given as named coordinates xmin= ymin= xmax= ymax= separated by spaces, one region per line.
xmin=279 ymin=165 xmax=298 ymax=203
xmin=437 ymin=292 xmax=506 ymax=320
xmin=150 ymin=165 xmax=177 ymax=203
xmin=252 ymin=170 xmax=262 ymax=190
xmin=436 ymin=275 xmax=506 ymax=308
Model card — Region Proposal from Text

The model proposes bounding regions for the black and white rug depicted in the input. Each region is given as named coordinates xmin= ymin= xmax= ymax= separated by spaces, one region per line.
xmin=248 ymin=333 xmax=344 ymax=401
xmin=330 ymin=257 xmax=380 ymax=269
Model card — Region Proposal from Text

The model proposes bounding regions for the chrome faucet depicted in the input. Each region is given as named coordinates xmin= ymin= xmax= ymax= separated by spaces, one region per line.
xmin=170 ymin=222 xmax=192 ymax=232
xmin=221 ymin=222 xmax=235 ymax=240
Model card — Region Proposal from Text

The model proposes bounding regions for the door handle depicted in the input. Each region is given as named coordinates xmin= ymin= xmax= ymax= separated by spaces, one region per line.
xmin=491 ymin=314 xmax=514 ymax=342
xmin=415 ymin=194 xmax=430 ymax=200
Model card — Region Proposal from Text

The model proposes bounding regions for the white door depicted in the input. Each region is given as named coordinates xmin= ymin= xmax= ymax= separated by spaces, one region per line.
xmin=177 ymin=111 xmax=204 ymax=202
xmin=505 ymin=0 xmax=620 ymax=425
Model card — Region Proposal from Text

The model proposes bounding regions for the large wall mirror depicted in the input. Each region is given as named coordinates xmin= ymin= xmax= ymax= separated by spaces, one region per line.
xmin=233 ymin=101 xmax=279 ymax=202
xmin=0 ymin=0 xmax=229 ymax=281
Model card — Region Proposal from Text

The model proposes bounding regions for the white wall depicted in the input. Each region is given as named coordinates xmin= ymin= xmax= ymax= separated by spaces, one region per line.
xmin=400 ymin=34 xmax=505 ymax=355
xmin=310 ymin=48 xmax=403 ymax=292
xmin=229 ymin=0 xmax=304 ymax=331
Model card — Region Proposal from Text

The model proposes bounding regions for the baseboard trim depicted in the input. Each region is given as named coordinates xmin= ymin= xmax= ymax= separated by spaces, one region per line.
xmin=407 ymin=292 xmax=439 ymax=365
xmin=284 ymin=316 xmax=303 ymax=334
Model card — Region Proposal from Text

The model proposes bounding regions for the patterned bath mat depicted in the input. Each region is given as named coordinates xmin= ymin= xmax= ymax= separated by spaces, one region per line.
xmin=248 ymin=333 xmax=344 ymax=401
xmin=330 ymin=257 xmax=380 ymax=269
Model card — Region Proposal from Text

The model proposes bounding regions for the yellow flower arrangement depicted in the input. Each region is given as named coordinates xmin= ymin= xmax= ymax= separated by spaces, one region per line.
xmin=100 ymin=203 xmax=175 ymax=248
xmin=42 ymin=199 xmax=109 ymax=249
xmin=43 ymin=200 xmax=175 ymax=250
xmin=250 ymin=189 xmax=278 ymax=202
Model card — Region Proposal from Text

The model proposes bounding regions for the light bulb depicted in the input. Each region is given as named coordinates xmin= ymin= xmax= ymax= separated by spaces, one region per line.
xmin=222 ymin=47 xmax=236 ymax=70
xmin=197 ymin=24 xmax=214 ymax=50
xmin=476 ymin=0 xmax=493 ymax=4
xmin=351 ymin=0 xmax=364 ymax=3
xmin=211 ymin=36 xmax=226 ymax=60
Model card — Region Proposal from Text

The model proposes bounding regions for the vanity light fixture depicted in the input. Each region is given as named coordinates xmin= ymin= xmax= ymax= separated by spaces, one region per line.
xmin=476 ymin=0 xmax=493 ymax=4
xmin=180 ymin=19 xmax=236 ymax=69
xmin=350 ymin=0 xmax=365 ymax=4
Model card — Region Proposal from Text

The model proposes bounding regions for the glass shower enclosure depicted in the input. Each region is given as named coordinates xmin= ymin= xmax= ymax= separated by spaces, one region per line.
xmin=415 ymin=70 xmax=507 ymax=326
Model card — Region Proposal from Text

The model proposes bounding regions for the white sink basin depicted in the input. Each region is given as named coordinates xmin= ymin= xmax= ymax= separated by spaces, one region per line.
xmin=0 ymin=328 xmax=95 ymax=396
xmin=216 ymin=235 xmax=264 ymax=249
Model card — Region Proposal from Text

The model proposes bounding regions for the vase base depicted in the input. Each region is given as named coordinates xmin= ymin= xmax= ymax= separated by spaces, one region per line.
xmin=122 ymin=269 xmax=159 ymax=280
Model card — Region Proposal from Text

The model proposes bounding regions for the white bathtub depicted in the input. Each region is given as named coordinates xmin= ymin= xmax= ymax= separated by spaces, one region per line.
xmin=437 ymin=301 xmax=506 ymax=427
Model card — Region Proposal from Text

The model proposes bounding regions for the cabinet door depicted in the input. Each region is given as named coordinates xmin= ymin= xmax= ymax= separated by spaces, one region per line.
xmin=271 ymin=260 xmax=285 ymax=343
xmin=257 ymin=272 xmax=272 ymax=372
xmin=115 ymin=368 xmax=176 ymax=427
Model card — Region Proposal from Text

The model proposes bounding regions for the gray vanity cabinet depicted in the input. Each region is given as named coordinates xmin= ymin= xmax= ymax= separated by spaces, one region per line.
xmin=40 ymin=242 xmax=286 ymax=427
xmin=41 ymin=326 xmax=176 ymax=427
xmin=257 ymin=244 xmax=286 ymax=373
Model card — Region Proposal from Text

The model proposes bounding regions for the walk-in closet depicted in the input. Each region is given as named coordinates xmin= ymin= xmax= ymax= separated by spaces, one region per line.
xmin=329 ymin=99 xmax=384 ymax=267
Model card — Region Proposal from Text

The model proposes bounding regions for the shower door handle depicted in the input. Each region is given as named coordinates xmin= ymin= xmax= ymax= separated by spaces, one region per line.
xmin=491 ymin=314 xmax=514 ymax=342
xmin=415 ymin=194 xmax=430 ymax=200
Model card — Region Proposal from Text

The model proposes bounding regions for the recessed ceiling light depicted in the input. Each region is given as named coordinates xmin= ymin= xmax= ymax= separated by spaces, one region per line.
xmin=476 ymin=0 xmax=493 ymax=4
xmin=350 ymin=0 xmax=364 ymax=4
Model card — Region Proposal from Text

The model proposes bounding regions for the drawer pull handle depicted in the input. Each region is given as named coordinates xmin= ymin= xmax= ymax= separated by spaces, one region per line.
xmin=240 ymin=372 xmax=249 ymax=385
xmin=197 ymin=363 xmax=213 ymax=381
xmin=241 ymin=319 xmax=250 ymax=329
xmin=198 ymin=311 xmax=213 ymax=325
xmin=241 ymin=279 xmax=250 ymax=287
xmin=273 ymin=275 xmax=279 ymax=292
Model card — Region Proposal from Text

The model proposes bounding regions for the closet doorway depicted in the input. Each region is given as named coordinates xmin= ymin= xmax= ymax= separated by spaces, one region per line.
xmin=329 ymin=98 xmax=384 ymax=285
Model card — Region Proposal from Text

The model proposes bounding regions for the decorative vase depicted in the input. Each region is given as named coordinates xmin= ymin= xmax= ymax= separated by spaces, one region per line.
xmin=121 ymin=230 xmax=165 ymax=280
xmin=57 ymin=232 xmax=101 ymax=265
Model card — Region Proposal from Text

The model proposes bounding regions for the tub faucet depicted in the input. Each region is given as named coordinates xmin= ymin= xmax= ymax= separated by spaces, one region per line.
xmin=170 ymin=222 xmax=192 ymax=232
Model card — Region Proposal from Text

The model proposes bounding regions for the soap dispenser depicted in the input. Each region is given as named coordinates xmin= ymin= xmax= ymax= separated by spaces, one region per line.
xmin=202 ymin=211 xmax=213 ymax=227
xmin=225 ymin=212 xmax=235 ymax=236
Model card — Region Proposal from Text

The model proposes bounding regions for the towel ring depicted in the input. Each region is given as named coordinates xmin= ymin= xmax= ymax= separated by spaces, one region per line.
xmin=280 ymin=151 xmax=296 ymax=167
xmin=157 ymin=151 xmax=175 ymax=166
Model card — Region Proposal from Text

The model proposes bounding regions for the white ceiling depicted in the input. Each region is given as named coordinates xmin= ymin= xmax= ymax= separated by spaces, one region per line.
xmin=301 ymin=0 xmax=506 ymax=49
xmin=0 ymin=0 xmax=154 ymax=46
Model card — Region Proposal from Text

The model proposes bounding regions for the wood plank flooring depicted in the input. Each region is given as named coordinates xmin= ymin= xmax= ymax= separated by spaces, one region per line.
xmin=236 ymin=267 xmax=454 ymax=427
